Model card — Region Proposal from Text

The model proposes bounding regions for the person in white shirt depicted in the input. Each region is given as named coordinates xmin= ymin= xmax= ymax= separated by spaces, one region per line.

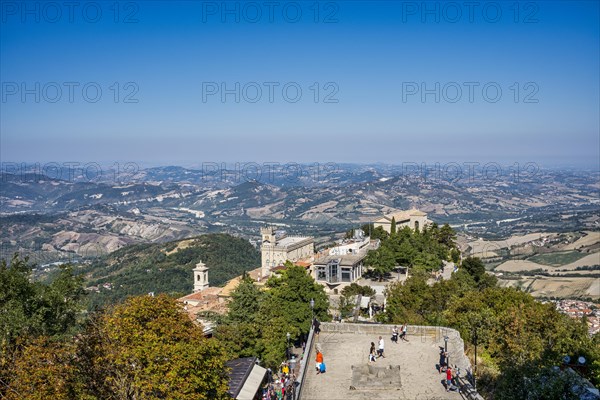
xmin=391 ymin=326 xmax=399 ymax=343
xmin=377 ymin=336 xmax=385 ymax=358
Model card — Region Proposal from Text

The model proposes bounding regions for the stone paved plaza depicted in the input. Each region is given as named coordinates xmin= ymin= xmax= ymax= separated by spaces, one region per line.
xmin=300 ymin=326 xmax=466 ymax=400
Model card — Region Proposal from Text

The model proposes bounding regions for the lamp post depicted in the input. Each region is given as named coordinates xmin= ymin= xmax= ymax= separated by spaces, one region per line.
xmin=444 ymin=335 xmax=449 ymax=370
xmin=286 ymin=332 xmax=291 ymax=360
xmin=310 ymin=298 xmax=315 ymax=325
xmin=473 ymin=330 xmax=478 ymax=390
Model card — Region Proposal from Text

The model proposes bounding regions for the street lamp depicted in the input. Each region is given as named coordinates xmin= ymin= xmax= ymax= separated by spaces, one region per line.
xmin=286 ymin=332 xmax=291 ymax=360
xmin=310 ymin=298 xmax=315 ymax=324
xmin=473 ymin=330 xmax=478 ymax=390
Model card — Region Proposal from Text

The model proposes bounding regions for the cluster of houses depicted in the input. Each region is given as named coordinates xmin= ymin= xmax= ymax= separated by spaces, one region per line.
xmin=177 ymin=208 xmax=430 ymax=322
xmin=552 ymin=299 xmax=600 ymax=336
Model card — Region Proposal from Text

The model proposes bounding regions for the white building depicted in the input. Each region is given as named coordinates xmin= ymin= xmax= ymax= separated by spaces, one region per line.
xmin=193 ymin=261 xmax=209 ymax=292
xmin=313 ymin=230 xmax=380 ymax=293
xmin=260 ymin=227 xmax=314 ymax=278
xmin=313 ymin=254 xmax=366 ymax=292
xmin=374 ymin=209 xmax=430 ymax=233
xmin=329 ymin=229 xmax=371 ymax=256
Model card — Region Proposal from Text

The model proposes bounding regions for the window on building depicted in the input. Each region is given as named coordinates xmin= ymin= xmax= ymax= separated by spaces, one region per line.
xmin=328 ymin=262 xmax=338 ymax=283
xmin=341 ymin=268 xmax=351 ymax=282
xmin=317 ymin=267 xmax=326 ymax=281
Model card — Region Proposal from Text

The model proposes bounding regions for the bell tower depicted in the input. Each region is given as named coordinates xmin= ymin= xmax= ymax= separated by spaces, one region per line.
xmin=261 ymin=226 xmax=275 ymax=244
xmin=193 ymin=261 xmax=209 ymax=292
xmin=260 ymin=226 xmax=275 ymax=278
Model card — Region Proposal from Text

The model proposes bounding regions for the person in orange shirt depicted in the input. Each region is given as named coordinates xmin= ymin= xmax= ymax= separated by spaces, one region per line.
xmin=315 ymin=350 xmax=324 ymax=374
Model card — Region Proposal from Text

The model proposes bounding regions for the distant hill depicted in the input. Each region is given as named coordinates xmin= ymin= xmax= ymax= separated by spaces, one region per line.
xmin=80 ymin=233 xmax=260 ymax=309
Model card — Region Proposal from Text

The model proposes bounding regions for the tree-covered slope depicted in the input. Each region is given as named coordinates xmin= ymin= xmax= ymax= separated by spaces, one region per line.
xmin=81 ymin=233 xmax=260 ymax=309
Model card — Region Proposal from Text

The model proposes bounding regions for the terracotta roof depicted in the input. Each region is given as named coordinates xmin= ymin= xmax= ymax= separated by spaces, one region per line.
xmin=178 ymin=287 xmax=222 ymax=302
xmin=295 ymin=261 xmax=312 ymax=268
xmin=182 ymin=302 xmax=228 ymax=321
xmin=219 ymin=277 xmax=241 ymax=298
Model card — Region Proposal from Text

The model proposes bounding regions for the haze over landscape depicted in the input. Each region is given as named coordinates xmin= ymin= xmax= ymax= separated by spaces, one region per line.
xmin=1 ymin=1 xmax=599 ymax=165
xmin=1 ymin=1 xmax=599 ymax=400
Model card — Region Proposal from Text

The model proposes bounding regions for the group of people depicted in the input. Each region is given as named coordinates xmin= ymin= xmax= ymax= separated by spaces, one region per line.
xmin=367 ymin=325 xmax=408 ymax=363
xmin=391 ymin=324 xmax=408 ymax=344
xmin=368 ymin=337 xmax=383 ymax=362
xmin=262 ymin=362 xmax=296 ymax=399
xmin=438 ymin=347 xmax=460 ymax=393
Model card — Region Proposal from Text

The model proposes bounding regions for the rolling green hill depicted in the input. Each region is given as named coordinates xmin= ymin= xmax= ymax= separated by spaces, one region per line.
xmin=80 ymin=233 xmax=260 ymax=309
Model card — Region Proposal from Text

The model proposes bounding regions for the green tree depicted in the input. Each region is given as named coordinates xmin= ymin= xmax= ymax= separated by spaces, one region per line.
xmin=365 ymin=246 xmax=396 ymax=281
xmin=495 ymin=363 xmax=594 ymax=400
xmin=227 ymin=276 xmax=262 ymax=324
xmin=77 ymin=294 xmax=230 ymax=400
xmin=3 ymin=337 xmax=84 ymax=400
xmin=0 ymin=256 xmax=85 ymax=396
xmin=437 ymin=223 xmax=457 ymax=248
xmin=390 ymin=217 xmax=397 ymax=235
xmin=461 ymin=257 xmax=498 ymax=289
xmin=215 ymin=277 xmax=264 ymax=359
xmin=381 ymin=275 xmax=431 ymax=324
xmin=412 ymin=252 xmax=442 ymax=273
xmin=259 ymin=266 xmax=329 ymax=367
xmin=450 ymin=248 xmax=461 ymax=264
xmin=340 ymin=283 xmax=376 ymax=298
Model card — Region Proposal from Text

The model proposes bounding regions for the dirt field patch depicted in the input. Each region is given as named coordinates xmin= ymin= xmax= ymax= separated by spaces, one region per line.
xmin=496 ymin=260 xmax=548 ymax=272
xmin=527 ymin=277 xmax=599 ymax=299
xmin=560 ymin=231 xmax=600 ymax=250
xmin=561 ymin=252 xmax=600 ymax=270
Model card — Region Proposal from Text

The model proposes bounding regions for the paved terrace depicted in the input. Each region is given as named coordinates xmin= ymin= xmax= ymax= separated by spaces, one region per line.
xmin=300 ymin=323 xmax=480 ymax=400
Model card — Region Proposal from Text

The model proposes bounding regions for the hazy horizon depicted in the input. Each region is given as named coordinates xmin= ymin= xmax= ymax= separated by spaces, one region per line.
xmin=1 ymin=1 xmax=599 ymax=166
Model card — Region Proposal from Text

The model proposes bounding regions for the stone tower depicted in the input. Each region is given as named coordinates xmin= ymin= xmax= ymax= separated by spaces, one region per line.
xmin=193 ymin=261 xmax=209 ymax=292
xmin=260 ymin=226 xmax=276 ymax=278
xmin=261 ymin=226 xmax=275 ymax=244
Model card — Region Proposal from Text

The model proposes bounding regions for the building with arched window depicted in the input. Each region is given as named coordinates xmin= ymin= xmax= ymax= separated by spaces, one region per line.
xmin=260 ymin=226 xmax=314 ymax=278
xmin=374 ymin=209 xmax=430 ymax=233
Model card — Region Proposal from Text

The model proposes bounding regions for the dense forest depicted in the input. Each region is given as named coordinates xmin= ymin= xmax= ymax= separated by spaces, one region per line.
xmin=80 ymin=233 xmax=260 ymax=309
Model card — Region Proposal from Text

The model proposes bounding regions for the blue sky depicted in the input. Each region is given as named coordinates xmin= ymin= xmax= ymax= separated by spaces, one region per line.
xmin=1 ymin=1 xmax=599 ymax=167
